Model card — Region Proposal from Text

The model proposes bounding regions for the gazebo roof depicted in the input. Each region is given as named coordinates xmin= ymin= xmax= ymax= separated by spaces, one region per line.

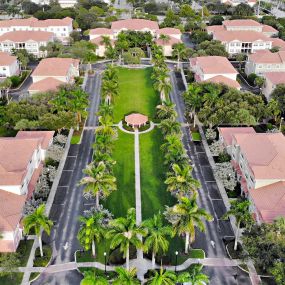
xmin=125 ymin=113 xmax=148 ymax=126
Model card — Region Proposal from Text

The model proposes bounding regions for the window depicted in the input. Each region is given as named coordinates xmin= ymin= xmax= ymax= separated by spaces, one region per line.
xmin=258 ymin=64 xmax=263 ymax=68
xmin=230 ymin=43 xmax=235 ymax=46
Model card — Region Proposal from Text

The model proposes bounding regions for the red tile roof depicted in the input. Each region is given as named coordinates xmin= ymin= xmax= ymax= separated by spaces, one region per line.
xmin=271 ymin=38 xmax=285 ymax=50
xmin=218 ymin=127 xmax=256 ymax=146
xmin=262 ymin=24 xmax=278 ymax=33
xmin=205 ymin=75 xmax=241 ymax=89
xmin=156 ymin=28 xmax=181 ymax=35
xmin=155 ymin=36 xmax=182 ymax=46
xmin=190 ymin=56 xmax=238 ymax=74
xmin=0 ymin=138 xmax=40 ymax=185
xmin=0 ymin=190 xmax=25 ymax=232
xmin=264 ymin=72 xmax=285 ymax=85
xmin=0 ymin=17 xmax=72 ymax=28
xmin=28 ymin=77 xmax=63 ymax=93
xmin=125 ymin=113 xmax=148 ymax=126
xmin=32 ymin=57 xmax=79 ymax=77
xmin=0 ymin=31 xmax=53 ymax=42
xmin=89 ymin=28 xmax=113 ymax=35
xmin=249 ymin=181 xmax=285 ymax=223
xmin=223 ymin=19 xmax=262 ymax=27
xmin=16 ymin=131 xmax=54 ymax=149
xmin=248 ymin=50 xmax=285 ymax=64
xmin=91 ymin=36 xmax=115 ymax=46
xmin=111 ymin=19 xmax=159 ymax=31
xmin=213 ymin=30 xmax=271 ymax=42
xmin=0 ymin=52 xmax=17 ymax=66
xmin=233 ymin=132 xmax=285 ymax=179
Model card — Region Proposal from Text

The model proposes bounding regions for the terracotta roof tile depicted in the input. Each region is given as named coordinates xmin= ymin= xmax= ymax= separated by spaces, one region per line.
xmin=111 ymin=19 xmax=159 ymax=31
xmin=28 ymin=77 xmax=63 ymax=93
xmin=155 ymin=36 xmax=182 ymax=46
xmin=205 ymin=75 xmax=241 ymax=89
xmin=16 ymin=131 xmax=54 ymax=149
xmin=223 ymin=19 xmax=262 ymax=27
xmin=125 ymin=113 xmax=148 ymax=126
xmin=218 ymin=127 xmax=256 ymax=146
xmin=264 ymin=72 xmax=285 ymax=85
xmin=248 ymin=50 xmax=285 ymax=64
xmin=89 ymin=28 xmax=113 ymax=35
xmin=0 ymin=52 xmax=17 ymax=66
xmin=156 ymin=28 xmax=181 ymax=35
xmin=0 ymin=31 xmax=53 ymax=42
xmin=213 ymin=30 xmax=271 ymax=42
xmin=32 ymin=57 xmax=79 ymax=77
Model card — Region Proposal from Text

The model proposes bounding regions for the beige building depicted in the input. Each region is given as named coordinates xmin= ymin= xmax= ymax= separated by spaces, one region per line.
xmin=189 ymin=56 xmax=241 ymax=89
xmin=0 ymin=52 xmax=19 ymax=78
xmin=262 ymin=72 xmax=285 ymax=99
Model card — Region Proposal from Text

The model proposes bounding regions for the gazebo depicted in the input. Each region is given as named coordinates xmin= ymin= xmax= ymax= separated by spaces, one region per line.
xmin=125 ymin=113 xmax=148 ymax=128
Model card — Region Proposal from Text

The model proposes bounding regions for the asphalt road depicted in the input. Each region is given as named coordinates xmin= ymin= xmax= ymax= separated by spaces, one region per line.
xmin=32 ymin=73 xmax=101 ymax=285
xmin=169 ymin=71 xmax=251 ymax=284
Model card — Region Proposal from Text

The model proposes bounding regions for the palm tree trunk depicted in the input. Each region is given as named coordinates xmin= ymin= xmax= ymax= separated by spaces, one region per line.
xmin=39 ymin=235 xmax=43 ymax=257
xmin=126 ymin=246 xmax=130 ymax=271
xmin=234 ymin=221 xmax=240 ymax=251
xmin=152 ymin=251 xmax=156 ymax=268
xmin=96 ymin=192 xmax=100 ymax=208
xmin=92 ymin=239 xmax=96 ymax=257
xmin=185 ymin=232 xmax=190 ymax=254
xmin=193 ymin=112 xmax=197 ymax=128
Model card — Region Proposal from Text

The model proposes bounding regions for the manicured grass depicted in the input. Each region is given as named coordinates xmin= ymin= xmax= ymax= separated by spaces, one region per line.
xmin=140 ymin=128 xmax=175 ymax=219
xmin=113 ymin=67 xmax=160 ymax=123
xmin=103 ymin=130 xmax=135 ymax=218
xmin=18 ymin=239 xmax=34 ymax=266
xmin=191 ymin=132 xmax=201 ymax=141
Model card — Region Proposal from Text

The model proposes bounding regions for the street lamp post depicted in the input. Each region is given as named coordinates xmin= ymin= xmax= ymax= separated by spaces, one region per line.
xmin=279 ymin=117 xmax=284 ymax=132
xmin=175 ymin=251 xmax=178 ymax=273
xmin=104 ymin=252 xmax=107 ymax=275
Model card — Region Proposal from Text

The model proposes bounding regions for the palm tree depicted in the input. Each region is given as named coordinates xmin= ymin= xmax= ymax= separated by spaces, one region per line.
xmin=103 ymin=65 xmax=118 ymax=82
xmin=165 ymin=194 xmax=213 ymax=253
xmin=96 ymin=115 xmax=117 ymax=138
xmin=159 ymin=34 xmax=170 ymax=44
xmin=23 ymin=204 xmax=53 ymax=257
xmin=165 ymin=164 xmax=200 ymax=197
xmin=94 ymin=133 xmax=114 ymax=154
xmin=147 ymin=268 xmax=177 ymax=285
xmin=77 ymin=211 xmax=105 ymax=257
xmin=160 ymin=134 xmax=182 ymax=154
xmin=154 ymin=75 xmax=172 ymax=101
xmin=102 ymin=80 xmax=119 ymax=104
xmin=172 ymin=43 xmax=188 ymax=69
xmin=142 ymin=213 xmax=173 ymax=268
xmin=113 ymin=267 xmax=140 ymax=285
xmin=79 ymin=161 xmax=117 ymax=208
xmin=97 ymin=103 xmax=114 ymax=119
xmin=222 ymin=199 xmax=252 ymax=251
xmin=156 ymin=101 xmax=177 ymax=120
xmin=107 ymin=208 xmax=146 ymax=270
xmin=202 ymin=84 xmax=221 ymax=109
xmin=0 ymin=78 xmax=12 ymax=102
xmin=158 ymin=119 xmax=180 ymax=136
xmin=183 ymin=84 xmax=202 ymax=127
xmin=80 ymin=270 xmax=108 ymax=285
xmin=177 ymin=264 xmax=209 ymax=285
xmin=93 ymin=150 xmax=116 ymax=172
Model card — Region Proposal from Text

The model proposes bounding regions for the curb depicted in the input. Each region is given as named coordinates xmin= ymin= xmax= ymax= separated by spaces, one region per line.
xmin=10 ymin=70 xmax=32 ymax=92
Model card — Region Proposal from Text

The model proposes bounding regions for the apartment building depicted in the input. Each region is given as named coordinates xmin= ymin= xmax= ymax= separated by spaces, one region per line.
xmin=0 ymin=17 xmax=73 ymax=43
xmin=28 ymin=57 xmax=80 ymax=94
xmin=189 ymin=56 xmax=241 ymax=89
xmin=0 ymin=131 xmax=54 ymax=252
xmin=218 ymin=127 xmax=285 ymax=223
xmin=0 ymin=52 xmax=19 ymax=78
xmin=262 ymin=72 xmax=285 ymax=99
xmin=245 ymin=50 xmax=285 ymax=75
xmin=0 ymin=31 xmax=54 ymax=57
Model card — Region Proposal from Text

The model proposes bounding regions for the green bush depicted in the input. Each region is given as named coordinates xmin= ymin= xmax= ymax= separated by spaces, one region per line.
xmin=33 ymin=245 xmax=52 ymax=267
xmin=218 ymin=151 xmax=231 ymax=163
xmin=247 ymin=73 xmax=257 ymax=86
xmin=10 ymin=75 xmax=21 ymax=88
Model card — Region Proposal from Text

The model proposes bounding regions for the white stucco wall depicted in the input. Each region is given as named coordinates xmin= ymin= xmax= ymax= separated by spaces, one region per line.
xmin=0 ymin=59 xmax=19 ymax=77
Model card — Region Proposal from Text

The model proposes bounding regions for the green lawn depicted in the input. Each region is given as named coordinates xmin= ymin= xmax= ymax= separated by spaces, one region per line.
xmin=113 ymin=68 xmax=160 ymax=123
xmin=0 ymin=273 xmax=23 ymax=285
xmin=103 ymin=130 xmax=135 ymax=218
xmin=191 ymin=132 xmax=201 ymax=142
xmin=140 ymin=129 xmax=175 ymax=219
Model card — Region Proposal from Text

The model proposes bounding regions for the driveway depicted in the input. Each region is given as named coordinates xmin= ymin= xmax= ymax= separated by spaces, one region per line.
xmin=32 ymin=72 xmax=102 ymax=285
xmin=169 ymin=71 xmax=251 ymax=284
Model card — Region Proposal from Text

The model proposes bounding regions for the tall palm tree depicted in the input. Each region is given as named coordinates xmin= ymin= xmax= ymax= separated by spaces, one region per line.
xmin=96 ymin=115 xmax=117 ymax=138
xmin=154 ymin=75 xmax=172 ymax=101
xmin=80 ymin=270 xmax=108 ymax=285
xmin=77 ymin=211 xmax=105 ymax=257
xmin=102 ymin=80 xmax=119 ymax=104
xmin=103 ymin=65 xmax=118 ymax=82
xmin=202 ymin=84 xmax=221 ymax=109
xmin=79 ymin=161 xmax=117 ymax=208
xmin=23 ymin=204 xmax=53 ymax=257
xmin=113 ymin=267 xmax=140 ymax=285
xmin=94 ymin=133 xmax=114 ymax=154
xmin=156 ymin=101 xmax=177 ymax=120
xmin=147 ymin=268 xmax=177 ymax=285
xmin=159 ymin=34 xmax=170 ymax=44
xmin=93 ymin=150 xmax=116 ymax=172
xmin=142 ymin=213 xmax=173 ymax=268
xmin=107 ymin=208 xmax=146 ymax=270
xmin=158 ymin=119 xmax=180 ymax=136
xmin=165 ymin=194 xmax=213 ymax=253
xmin=177 ymin=264 xmax=209 ymax=285
xmin=165 ymin=164 xmax=200 ymax=197
xmin=222 ymin=199 xmax=252 ymax=251
xmin=97 ymin=103 xmax=114 ymax=119
xmin=183 ymin=84 xmax=202 ymax=127
xmin=172 ymin=43 xmax=188 ymax=68
xmin=160 ymin=134 xmax=182 ymax=154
